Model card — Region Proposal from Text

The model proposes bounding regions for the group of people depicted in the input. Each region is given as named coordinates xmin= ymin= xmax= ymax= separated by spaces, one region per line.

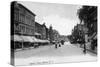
xmin=54 ymin=40 xmax=87 ymax=54
xmin=55 ymin=40 xmax=65 ymax=49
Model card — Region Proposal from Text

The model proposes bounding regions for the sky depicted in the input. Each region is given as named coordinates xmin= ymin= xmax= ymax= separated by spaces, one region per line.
xmin=18 ymin=1 xmax=82 ymax=35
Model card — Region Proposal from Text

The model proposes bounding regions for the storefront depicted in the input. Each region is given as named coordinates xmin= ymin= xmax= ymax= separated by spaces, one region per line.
xmin=11 ymin=34 xmax=50 ymax=49
xmin=11 ymin=35 xmax=23 ymax=49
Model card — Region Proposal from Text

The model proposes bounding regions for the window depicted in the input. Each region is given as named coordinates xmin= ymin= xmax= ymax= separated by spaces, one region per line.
xmin=32 ymin=16 xmax=35 ymax=21
xmin=22 ymin=14 xmax=25 ymax=23
xmin=14 ymin=8 xmax=19 ymax=21
xmin=21 ymin=25 xmax=25 ymax=33
xmin=26 ymin=16 xmax=30 ymax=25
xmin=14 ymin=24 xmax=17 ymax=33
xmin=26 ymin=27 xmax=29 ymax=34
xmin=18 ymin=25 xmax=21 ymax=32
xmin=14 ymin=13 xmax=16 ymax=21
xmin=31 ymin=29 xmax=34 ymax=34
xmin=19 ymin=13 xmax=25 ymax=23
xmin=32 ymin=20 xmax=34 ymax=26
xmin=14 ymin=12 xmax=19 ymax=21
xmin=19 ymin=14 xmax=21 ymax=22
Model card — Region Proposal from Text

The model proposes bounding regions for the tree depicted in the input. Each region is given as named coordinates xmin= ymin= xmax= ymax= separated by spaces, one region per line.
xmin=71 ymin=24 xmax=85 ymax=44
xmin=77 ymin=6 xmax=97 ymax=36
xmin=77 ymin=6 xmax=97 ymax=50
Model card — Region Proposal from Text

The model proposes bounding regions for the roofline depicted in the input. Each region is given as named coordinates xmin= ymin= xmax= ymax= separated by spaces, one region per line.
xmin=17 ymin=2 xmax=36 ymax=16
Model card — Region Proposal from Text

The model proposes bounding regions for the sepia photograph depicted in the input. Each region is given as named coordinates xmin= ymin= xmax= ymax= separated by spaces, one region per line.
xmin=11 ymin=1 xmax=97 ymax=66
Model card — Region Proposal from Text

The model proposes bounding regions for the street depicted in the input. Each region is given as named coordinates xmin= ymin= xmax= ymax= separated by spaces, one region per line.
xmin=15 ymin=42 xmax=97 ymax=66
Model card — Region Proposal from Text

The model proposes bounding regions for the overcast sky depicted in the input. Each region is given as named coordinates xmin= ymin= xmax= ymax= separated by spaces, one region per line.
xmin=18 ymin=1 xmax=81 ymax=35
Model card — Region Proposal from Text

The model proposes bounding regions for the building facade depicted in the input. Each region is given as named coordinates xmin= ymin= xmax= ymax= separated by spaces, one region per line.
xmin=12 ymin=1 xmax=36 ymax=36
xmin=59 ymin=35 xmax=68 ymax=42
xmin=35 ymin=22 xmax=49 ymax=40
xmin=52 ymin=29 xmax=60 ymax=42
xmin=11 ymin=2 xmax=60 ymax=48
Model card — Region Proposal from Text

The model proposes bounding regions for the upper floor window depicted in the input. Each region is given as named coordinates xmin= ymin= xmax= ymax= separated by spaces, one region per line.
xmin=26 ymin=16 xmax=31 ymax=25
xmin=14 ymin=12 xmax=19 ymax=21
xmin=19 ymin=13 xmax=25 ymax=23
xmin=31 ymin=20 xmax=35 ymax=26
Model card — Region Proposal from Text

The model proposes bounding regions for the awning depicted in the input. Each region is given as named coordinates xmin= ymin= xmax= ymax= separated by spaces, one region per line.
xmin=31 ymin=37 xmax=41 ymax=42
xmin=31 ymin=36 xmax=39 ymax=42
xmin=36 ymin=39 xmax=50 ymax=43
xmin=12 ymin=35 xmax=50 ymax=43
xmin=11 ymin=35 xmax=23 ymax=42
xmin=34 ymin=32 xmax=41 ymax=35
xmin=31 ymin=36 xmax=50 ymax=43
xmin=93 ymin=35 xmax=97 ymax=40
xmin=21 ymin=36 xmax=35 ymax=42
xmin=42 ymin=40 xmax=50 ymax=43
xmin=88 ymin=32 xmax=97 ymax=40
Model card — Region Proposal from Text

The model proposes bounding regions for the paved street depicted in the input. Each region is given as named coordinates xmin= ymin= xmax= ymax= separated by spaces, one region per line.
xmin=15 ymin=42 xmax=97 ymax=66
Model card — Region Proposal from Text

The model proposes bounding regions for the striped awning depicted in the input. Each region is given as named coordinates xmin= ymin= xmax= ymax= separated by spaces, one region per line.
xmin=12 ymin=35 xmax=50 ymax=43
xmin=31 ymin=36 xmax=50 ymax=43
xmin=34 ymin=32 xmax=41 ymax=35
xmin=21 ymin=36 xmax=35 ymax=42
xmin=11 ymin=35 xmax=23 ymax=42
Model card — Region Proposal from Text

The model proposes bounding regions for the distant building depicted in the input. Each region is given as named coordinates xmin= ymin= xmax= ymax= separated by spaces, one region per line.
xmin=41 ymin=23 xmax=47 ymax=40
xmin=35 ymin=22 xmax=49 ymax=40
xmin=48 ymin=25 xmax=54 ymax=42
xmin=35 ymin=22 xmax=43 ymax=39
xmin=59 ymin=35 xmax=68 ymax=42
xmin=53 ymin=29 xmax=60 ymax=42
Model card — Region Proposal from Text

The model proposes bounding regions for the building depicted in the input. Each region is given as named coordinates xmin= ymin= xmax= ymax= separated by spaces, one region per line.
xmin=59 ymin=35 xmax=68 ymax=42
xmin=41 ymin=23 xmax=47 ymax=40
xmin=11 ymin=1 xmax=37 ymax=50
xmin=87 ymin=6 xmax=97 ymax=52
xmin=35 ymin=22 xmax=43 ymax=39
xmin=52 ymin=29 xmax=60 ymax=42
xmin=35 ymin=22 xmax=49 ymax=40
xmin=48 ymin=25 xmax=54 ymax=42
xmin=11 ymin=2 xmax=61 ymax=49
xmin=12 ymin=1 xmax=36 ymax=36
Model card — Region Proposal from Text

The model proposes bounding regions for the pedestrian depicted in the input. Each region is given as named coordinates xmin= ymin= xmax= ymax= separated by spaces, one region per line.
xmin=83 ymin=43 xmax=86 ymax=54
xmin=55 ymin=42 xmax=58 ymax=49
xmin=59 ymin=42 xmax=61 ymax=47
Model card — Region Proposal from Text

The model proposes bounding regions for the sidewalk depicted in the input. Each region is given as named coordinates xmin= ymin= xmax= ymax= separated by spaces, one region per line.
xmin=15 ymin=44 xmax=52 ymax=52
xmin=73 ymin=44 xmax=97 ymax=54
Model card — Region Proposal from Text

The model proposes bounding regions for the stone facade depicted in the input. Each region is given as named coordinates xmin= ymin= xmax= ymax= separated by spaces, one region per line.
xmin=12 ymin=1 xmax=35 ymax=36
xmin=35 ymin=22 xmax=49 ymax=40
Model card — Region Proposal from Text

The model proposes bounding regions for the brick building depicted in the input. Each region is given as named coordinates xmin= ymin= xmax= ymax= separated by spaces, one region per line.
xmin=11 ymin=1 xmax=36 ymax=36
xmin=35 ymin=22 xmax=49 ymax=40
